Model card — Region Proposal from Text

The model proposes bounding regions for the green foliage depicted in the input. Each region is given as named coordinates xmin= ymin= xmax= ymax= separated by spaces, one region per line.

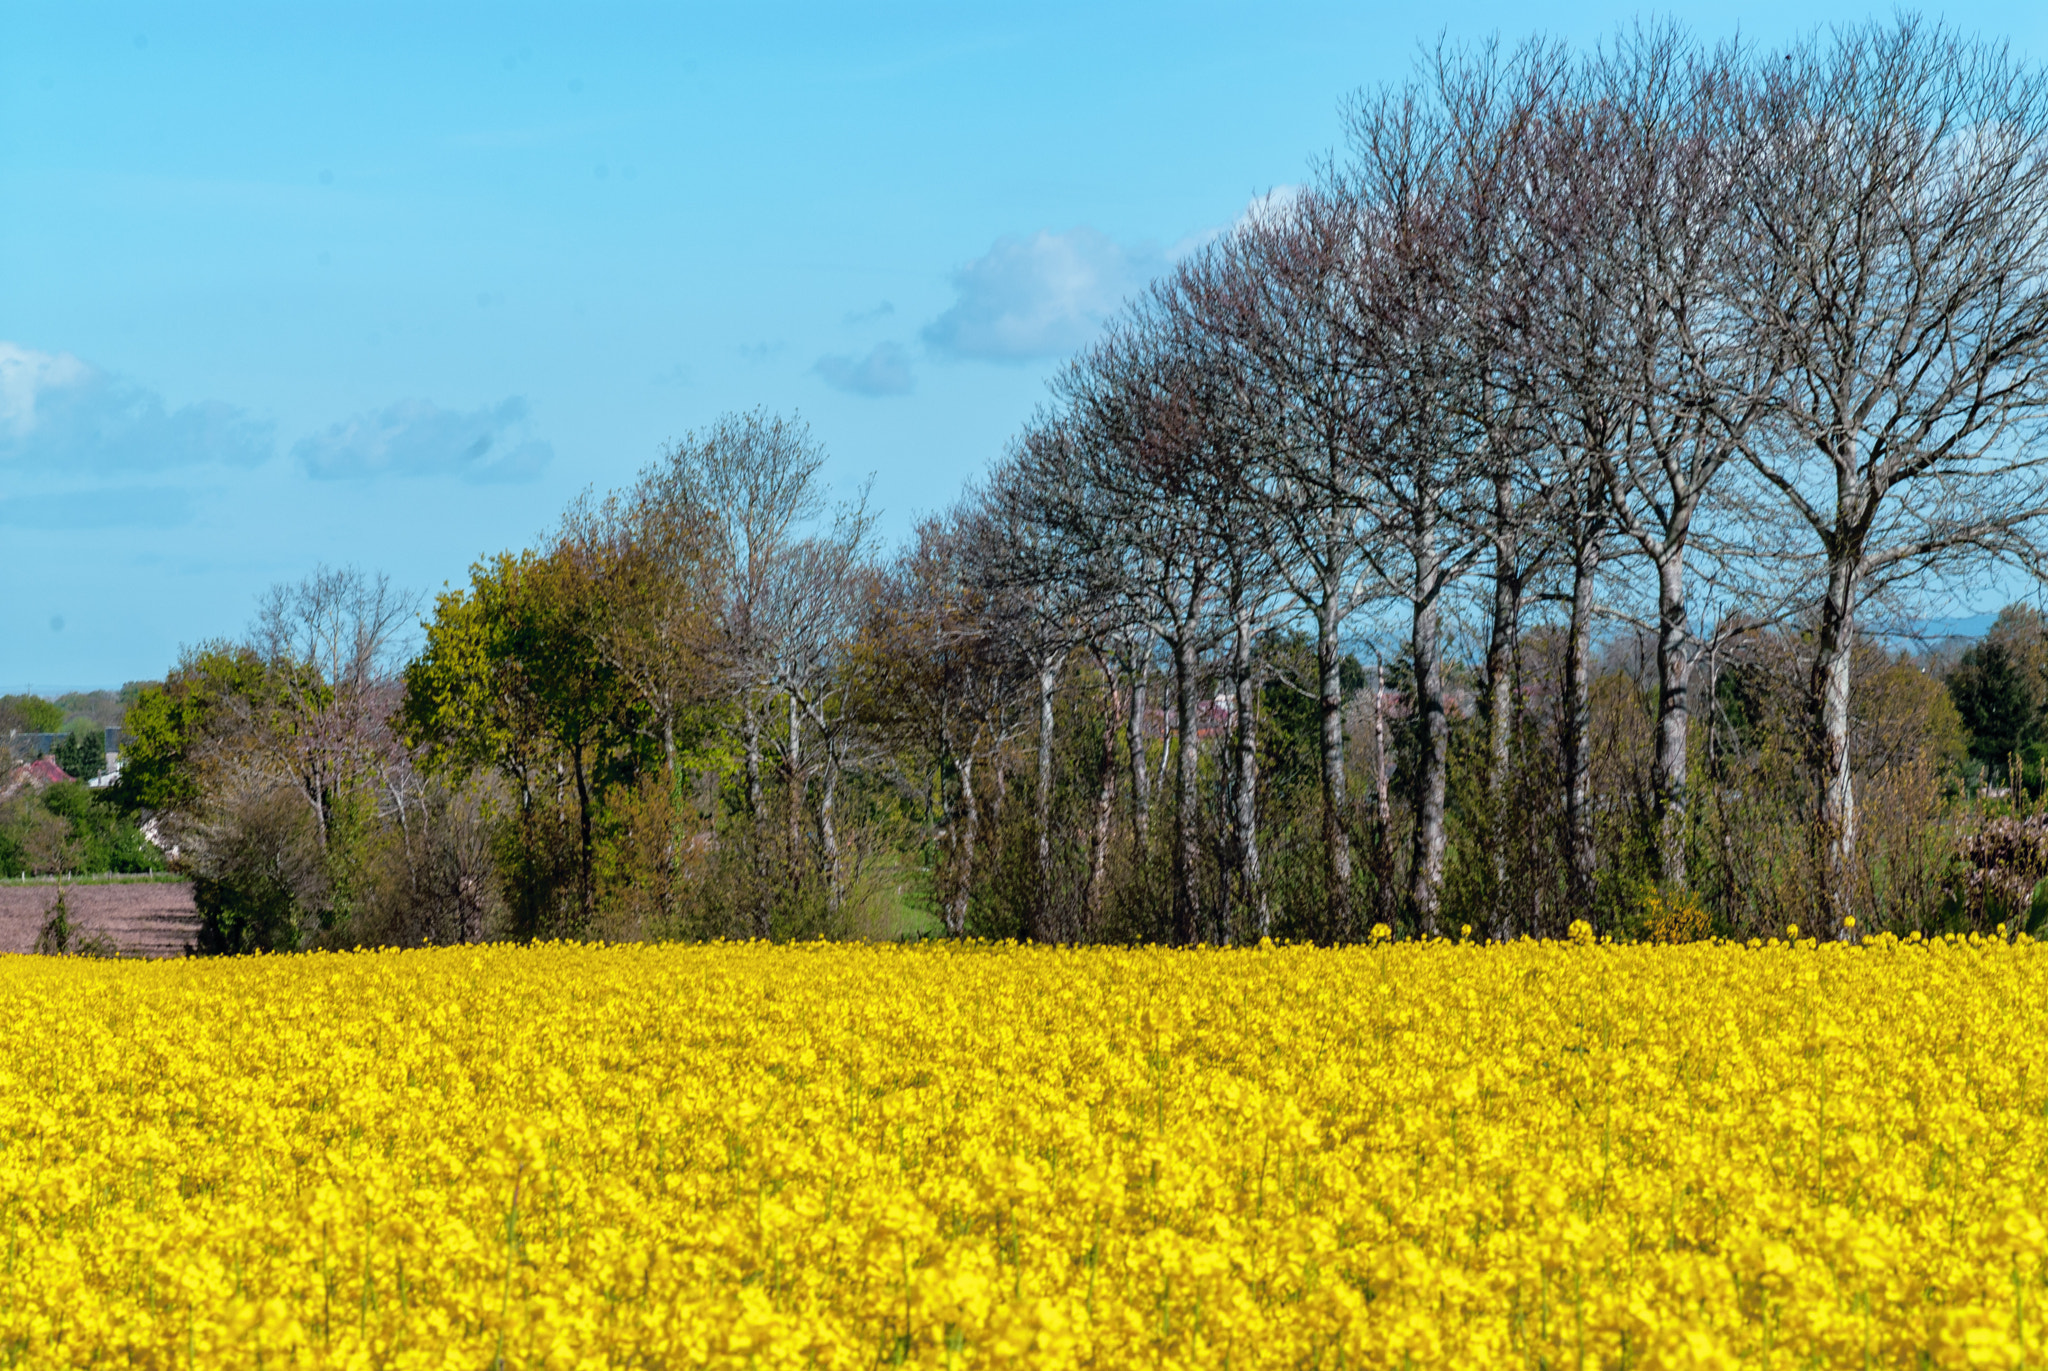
xmin=1949 ymin=642 xmax=2041 ymax=766
xmin=189 ymin=788 xmax=324 ymax=955
xmin=0 ymin=782 xmax=166 ymax=877
xmin=0 ymin=794 xmax=73 ymax=876
xmin=193 ymin=864 xmax=310 ymax=956
xmin=403 ymin=549 xmax=652 ymax=936
xmin=0 ymin=694 xmax=66 ymax=735
xmin=1253 ymin=631 xmax=1328 ymax=799
xmin=109 ymin=646 xmax=272 ymax=814
xmin=54 ymin=729 xmax=105 ymax=782
xmin=1947 ymin=605 xmax=2048 ymax=777
xmin=38 ymin=782 xmax=165 ymax=872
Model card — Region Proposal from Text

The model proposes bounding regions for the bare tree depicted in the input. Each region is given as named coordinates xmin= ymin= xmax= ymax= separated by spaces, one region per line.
xmin=1562 ymin=32 xmax=1783 ymax=891
xmin=1339 ymin=95 xmax=1496 ymax=933
xmin=1737 ymin=21 xmax=2048 ymax=907
xmin=863 ymin=507 xmax=1032 ymax=937
xmin=1202 ymin=192 xmax=1386 ymax=937
xmin=648 ymin=409 xmax=870 ymax=935
xmin=250 ymin=565 xmax=419 ymax=860
xmin=1043 ymin=325 xmax=1238 ymax=945
xmin=1422 ymin=37 xmax=1566 ymax=921
xmin=776 ymin=522 xmax=880 ymax=914
xmin=562 ymin=473 xmax=720 ymax=784
xmin=1157 ymin=276 xmax=1288 ymax=943
xmin=982 ymin=449 xmax=1099 ymax=942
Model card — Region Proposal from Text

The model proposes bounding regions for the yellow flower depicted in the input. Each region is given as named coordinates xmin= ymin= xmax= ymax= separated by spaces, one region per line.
xmin=1 ymin=935 xmax=2044 ymax=1366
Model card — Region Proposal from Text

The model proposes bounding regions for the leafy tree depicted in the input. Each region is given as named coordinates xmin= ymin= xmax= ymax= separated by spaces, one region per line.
xmin=36 ymin=782 xmax=165 ymax=872
xmin=403 ymin=548 xmax=646 ymax=933
xmin=110 ymin=646 xmax=273 ymax=815
xmin=54 ymin=729 xmax=105 ymax=782
xmin=1949 ymin=642 xmax=2038 ymax=769
xmin=1947 ymin=606 xmax=2048 ymax=775
xmin=0 ymin=695 xmax=65 ymax=736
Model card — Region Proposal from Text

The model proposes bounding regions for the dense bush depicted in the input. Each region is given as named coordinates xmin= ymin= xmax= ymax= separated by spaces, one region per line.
xmin=0 ymin=782 xmax=164 ymax=879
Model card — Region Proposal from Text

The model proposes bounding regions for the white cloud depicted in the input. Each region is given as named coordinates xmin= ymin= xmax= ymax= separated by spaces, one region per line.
xmin=294 ymin=396 xmax=552 ymax=483
xmin=0 ymin=341 xmax=273 ymax=471
xmin=814 ymin=342 xmax=914 ymax=397
xmin=922 ymin=228 xmax=1163 ymax=362
xmin=0 ymin=343 xmax=90 ymax=436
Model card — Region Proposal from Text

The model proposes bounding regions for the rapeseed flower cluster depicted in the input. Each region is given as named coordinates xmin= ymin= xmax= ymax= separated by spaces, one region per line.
xmin=0 ymin=935 xmax=2043 ymax=1368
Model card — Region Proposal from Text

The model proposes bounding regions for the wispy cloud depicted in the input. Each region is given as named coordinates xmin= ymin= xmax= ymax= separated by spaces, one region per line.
xmin=843 ymin=301 xmax=896 ymax=325
xmin=923 ymin=228 xmax=1162 ymax=362
xmin=294 ymin=396 xmax=552 ymax=483
xmin=814 ymin=342 xmax=913 ymax=397
xmin=0 ymin=341 xmax=273 ymax=472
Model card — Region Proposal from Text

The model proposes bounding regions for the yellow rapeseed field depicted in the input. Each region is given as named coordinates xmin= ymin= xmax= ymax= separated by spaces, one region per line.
xmin=1 ymin=933 xmax=2044 ymax=1369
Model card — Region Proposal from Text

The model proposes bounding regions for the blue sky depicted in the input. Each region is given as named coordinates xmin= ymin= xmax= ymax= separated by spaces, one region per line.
xmin=4 ymin=2 xmax=2042 ymax=692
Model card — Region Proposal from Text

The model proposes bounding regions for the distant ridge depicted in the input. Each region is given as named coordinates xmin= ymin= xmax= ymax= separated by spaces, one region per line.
xmin=1867 ymin=611 xmax=2000 ymax=646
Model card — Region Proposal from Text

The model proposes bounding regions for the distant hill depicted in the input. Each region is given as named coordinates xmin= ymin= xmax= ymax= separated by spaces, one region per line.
xmin=1867 ymin=611 xmax=2000 ymax=649
xmin=3 ymin=684 xmax=157 ymax=738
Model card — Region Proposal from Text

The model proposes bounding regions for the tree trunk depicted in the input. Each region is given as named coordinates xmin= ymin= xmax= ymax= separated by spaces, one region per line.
xmin=1126 ymin=664 xmax=1152 ymax=850
xmin=1085 ymin=680 xmax=1119 ymax=943
xmin=1031 ymin=655 xmax=1061 ymax=942
xmin=1562 ymin=529 xmax=1601 ymax=914
xmin=1813 ymin=557 xmax=1859 ymax=917
xmin=948 ymin=750 xmax=977 ymax=937
xmin=1370 ymin=653 xmax=1397 ymax=930
xmin=785 ymin=691 xmax=803 ymax=876
xmin=1372 ymin=656 xmax=1391 ymax=828
xmin=1317 ymin=591 xmax=1354 ymax=937
xmin=390 ymin=776 xmax=416 ymax=893
xmin=1171 ymin=632 xmax=1201 ymax=946
xmin=570 ymin=733 xmax=594 ymax=920
xmin=1485 ymin=497 xmax=1522 ymax=896
xmin=743 ymin=697 xmax=769 ymax=940
xmin=1650 ymin=548 xmax=1692 ymax=889
xmin=819 ymin=757 xmax=841 ymax=916
xmin=1230 ymin=607 xmax=1266 ymax=942
xmin=743 ymin=699 xmax=763 ymax=818
xmin=1408 ymin=530 xmax=1449 ymax=936
xmin=662 ymin=710 xmax=681 ymax=879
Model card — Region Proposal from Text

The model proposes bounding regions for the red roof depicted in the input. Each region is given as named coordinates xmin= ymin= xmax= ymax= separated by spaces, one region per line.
xmin=0 ymin=757 xmax=73 ymax=802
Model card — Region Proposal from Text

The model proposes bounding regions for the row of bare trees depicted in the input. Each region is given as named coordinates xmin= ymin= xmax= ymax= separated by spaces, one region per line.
xmin=902 ymin=19 xmax=2048 ymax=940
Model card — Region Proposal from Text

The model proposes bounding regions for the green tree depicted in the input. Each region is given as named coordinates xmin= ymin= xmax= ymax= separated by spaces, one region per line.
xmin=36 ymin=782 xmax=166 ymax=873
xmin=0 ymin=695 xmax=66 ymax=736
xmin=1947 ymin=606 xmax=2048 ymax=776
xmin=54 ymin=729 xmax=105 ymax=782
xmin=403 ymin=547 xmax=646 ymax=933
xmin=110 ymin=646 xmax=273 ymax=814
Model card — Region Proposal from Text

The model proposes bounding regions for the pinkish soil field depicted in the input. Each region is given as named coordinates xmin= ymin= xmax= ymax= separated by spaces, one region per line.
xmin=0 ymin=880 xmax=200 ymax=958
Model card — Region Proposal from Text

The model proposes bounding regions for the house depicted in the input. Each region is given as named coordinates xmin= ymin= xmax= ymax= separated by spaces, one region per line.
xmin=0 ymin=757 xmax=74 ymax=803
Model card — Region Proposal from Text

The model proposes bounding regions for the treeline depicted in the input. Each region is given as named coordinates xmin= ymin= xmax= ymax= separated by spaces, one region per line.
xmin=120 ymin=18 xmax=2048 ymax=951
